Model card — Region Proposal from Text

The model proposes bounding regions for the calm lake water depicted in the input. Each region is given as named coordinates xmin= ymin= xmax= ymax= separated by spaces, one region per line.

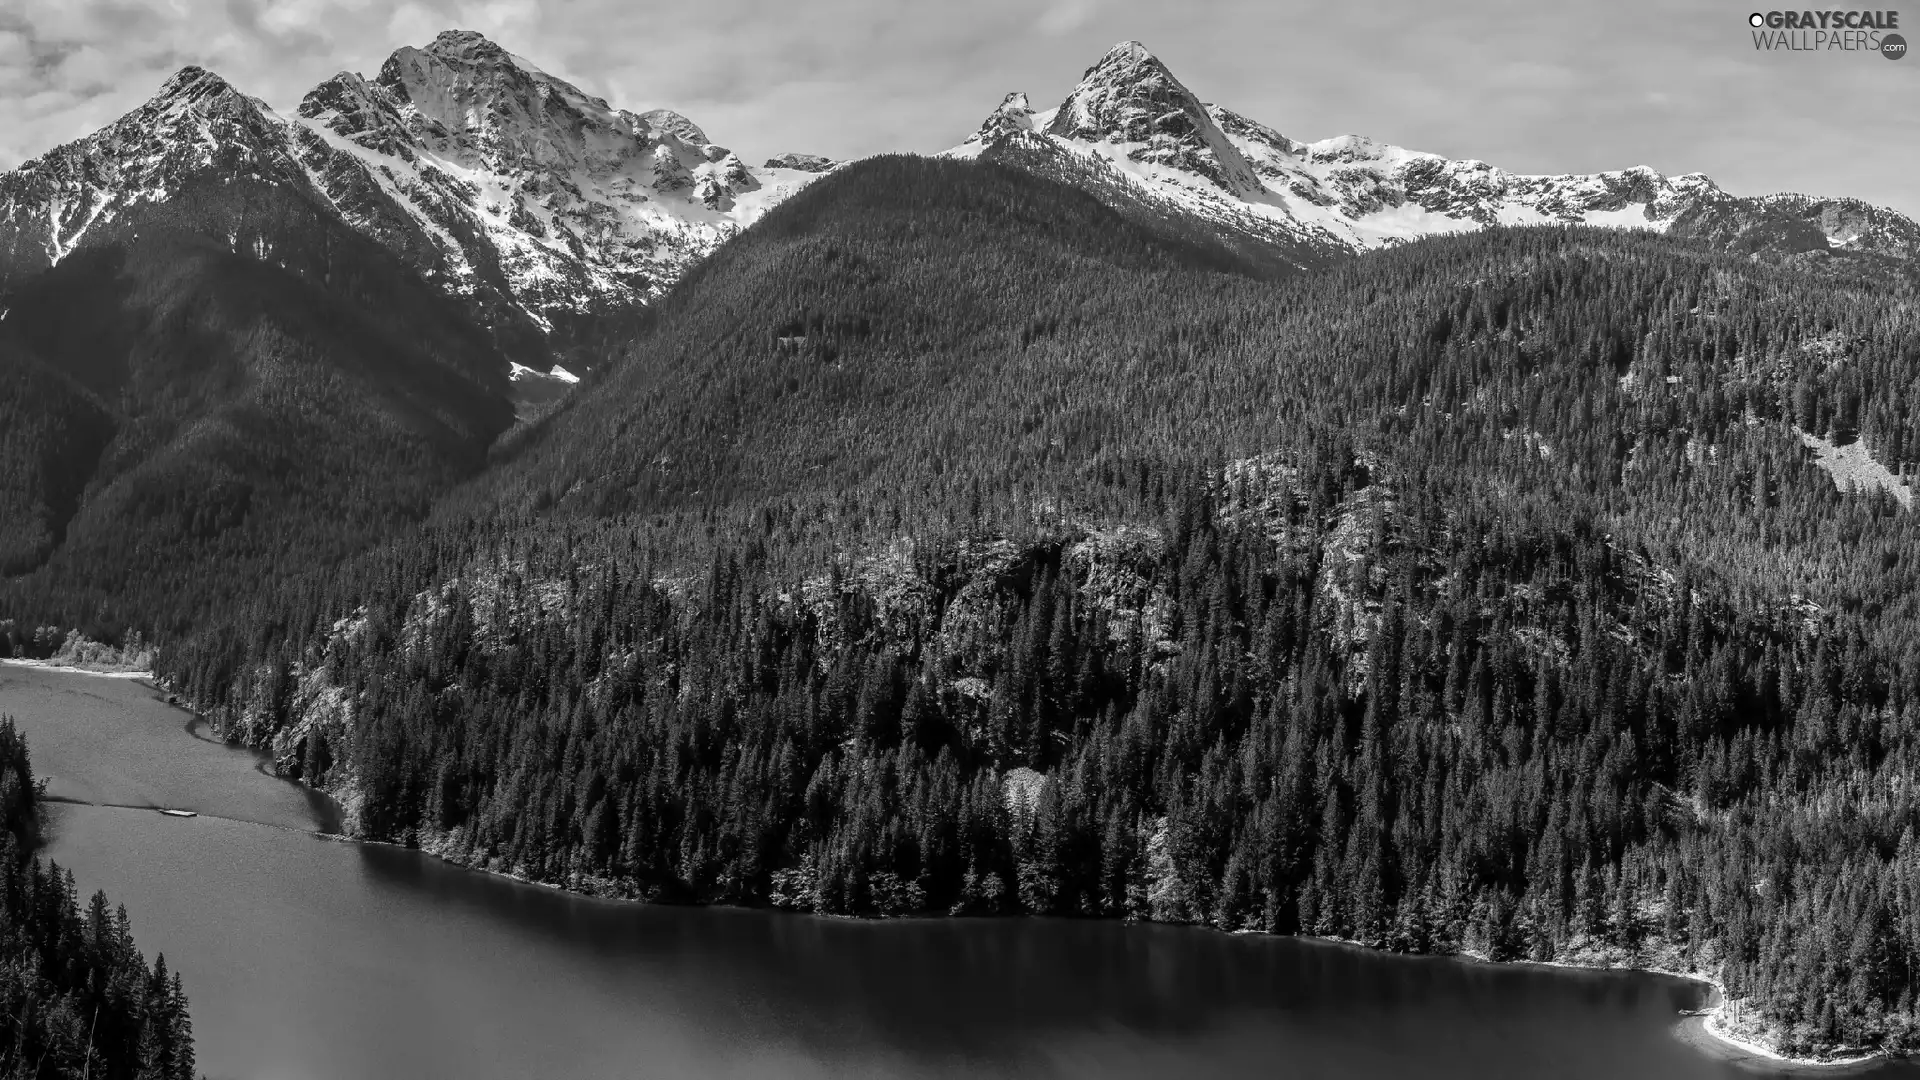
xmin=0 ymin=662 xmax=1912 ymax=1080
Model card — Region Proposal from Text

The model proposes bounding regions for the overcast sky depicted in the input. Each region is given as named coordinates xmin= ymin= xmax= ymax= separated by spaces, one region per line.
xmin=2 ymin=0 xmax=1915 ymax=215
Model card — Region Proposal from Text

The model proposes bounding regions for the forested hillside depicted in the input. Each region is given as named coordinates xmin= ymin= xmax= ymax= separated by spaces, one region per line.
xmin=0 ymin=339 xmax=113 ymax=578
xmin=459 ymin=154 xmax=1295 ymax=523
xmin=153 ymin=157 xmax=1920 ymax=1060
xmin=0 ymin=174 xmax=516 ymax=646
xmin=0 ymin=718 xmax=195 ymax=1078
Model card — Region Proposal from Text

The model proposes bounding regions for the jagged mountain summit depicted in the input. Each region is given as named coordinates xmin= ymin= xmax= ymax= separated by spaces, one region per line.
xmin=951 ymin=40 xmax=1920 ymax=273
xmin=298 ymin=31 xmax=835 ymax=344
xmin=0 ymin=66 xmax=296 ymax=270
xmin=0 ymin=30 xmax=837 ymax=368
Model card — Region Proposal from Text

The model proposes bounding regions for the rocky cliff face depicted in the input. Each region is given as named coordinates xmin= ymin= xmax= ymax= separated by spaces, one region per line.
xmin=953 ymin=40 xmax=1920 ymax=273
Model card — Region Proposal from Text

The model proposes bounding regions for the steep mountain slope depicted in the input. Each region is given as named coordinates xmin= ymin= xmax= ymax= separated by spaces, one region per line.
xmin=0 ymin=132 xmax=516 ymax=638
xmin=0 ymin=32 xmax=835 ymax=372
xmin=461 ymin=153 xmax=1293 ymax=521
xmin=952 ymin=41 xmax=1920 ymax=276
xmin=0 ymin=337 xmax=113 ymax=577
xmin=471 ymin=155 xmax=1920 ymax=560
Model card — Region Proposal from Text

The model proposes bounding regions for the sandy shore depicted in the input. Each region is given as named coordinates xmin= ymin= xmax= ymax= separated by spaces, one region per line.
xmin=1654 ymin=973 xmax=1880 ymax=1071
xmin=1695 ymin=991 xmax=1880 ymax=1071
xmin=0 ymin=658 xmax=154 ymax=680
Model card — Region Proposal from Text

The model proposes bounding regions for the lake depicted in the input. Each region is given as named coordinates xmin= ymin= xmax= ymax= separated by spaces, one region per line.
xmin=0 ymin=662 xmax=1907 ymax=1080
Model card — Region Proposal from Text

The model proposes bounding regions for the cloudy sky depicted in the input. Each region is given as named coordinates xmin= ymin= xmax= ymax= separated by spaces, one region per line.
xmin=2 ymin=0 xmax=1915 ymax=215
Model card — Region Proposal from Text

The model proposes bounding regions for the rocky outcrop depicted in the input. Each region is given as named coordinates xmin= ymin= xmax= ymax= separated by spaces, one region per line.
xmin=764 ymin=153 xmax=838 ymax=173
xmin=969 ymin=93 xmax=1039 ymax=143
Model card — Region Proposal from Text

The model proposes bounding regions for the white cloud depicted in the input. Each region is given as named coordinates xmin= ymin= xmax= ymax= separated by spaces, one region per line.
xmin=0 ymin=31 xmax=29 ymax=68
xmin=1037 ymin=0 xmax=1099 ymax=36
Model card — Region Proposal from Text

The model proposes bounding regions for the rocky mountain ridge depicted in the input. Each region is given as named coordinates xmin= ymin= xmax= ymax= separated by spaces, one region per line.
xmin=4 ymin=32 xmax=1915 ymax=381
xmin=0 ymin=30 xmax=838 ymax=369
xmin=951 ymin=40 xmax=1920 ymax=272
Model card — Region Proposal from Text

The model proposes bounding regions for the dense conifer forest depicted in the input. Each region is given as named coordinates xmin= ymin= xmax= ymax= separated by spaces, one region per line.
xmin=0 ymin=183 xmax=515 ymax=647
xmin=0 ymin=718 xmax=194 ymax=1078
xmin=10 ymin=154 xmax=1920 ymax=1059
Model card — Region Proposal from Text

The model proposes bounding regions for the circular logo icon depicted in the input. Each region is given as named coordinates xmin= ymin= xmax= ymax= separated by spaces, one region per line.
xmin=1884 ymin=33 xmax=1908 ymax=59
xmin=1749 ymin=12 xmax=1766 ymax=26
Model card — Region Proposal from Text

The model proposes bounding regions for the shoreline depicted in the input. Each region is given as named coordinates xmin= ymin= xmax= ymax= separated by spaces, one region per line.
xmin=322 ymin=819 xmax=1901 ymax=1070
xmin=1503 ymin=959 xmax=1882 ymax=1070
xmin=113 ymin=669 xmax=1900 ymax=1071
xmin=0 ymin=657 xmax=154 ymax=681
xmin=1689 ymin=983 xmax=1882 ymax=1072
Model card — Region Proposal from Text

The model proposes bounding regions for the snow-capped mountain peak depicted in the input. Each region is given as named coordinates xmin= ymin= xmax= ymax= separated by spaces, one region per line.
xmin=1041 ymin=40 xmax=1264 ymax=199
xmin=950 ymin=39 xmax=1920 ymax=271
xmin=124 ymin=64 xmax=286 ymax=143
xmin=151 ymin=65 xmax=247 ymax=111
xmin=0 ymin=64 xmax=307 ymax=272
xmin=640 ymin=109 xmax=712 ymax=147
xmin=375 ymin=29 xmax=638 ymax=175
xmin=296 ymin=30 xmax=836 ymax=339
xmin=961 ymin=93 xmax=1041 ymax=147
xmin=420 ymin=28 xmax=533 ymax=68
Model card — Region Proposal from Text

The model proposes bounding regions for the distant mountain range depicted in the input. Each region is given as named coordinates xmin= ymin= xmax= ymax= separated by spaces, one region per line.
xmin=2 ymin=33 xmax=1915 ymax=378
xmin=0 ymin=30 xmax=838 ymax=370
xmin=948 ymin=41 xmax=1920 ymax=275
